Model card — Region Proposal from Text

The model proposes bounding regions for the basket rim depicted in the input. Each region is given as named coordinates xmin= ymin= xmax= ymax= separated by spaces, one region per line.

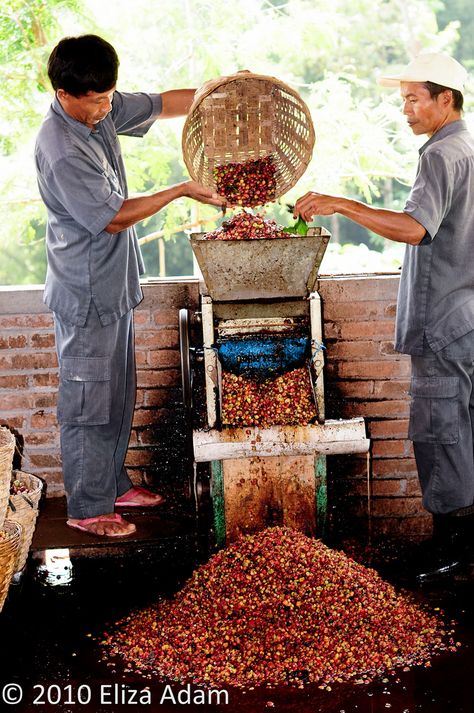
xmin=11 ymin=470 xmax=43 ymax=495
xmin=0 ymin=519 xmax=22 ymax=538
xmin=182 ymin=71 xmax=315 ymax=194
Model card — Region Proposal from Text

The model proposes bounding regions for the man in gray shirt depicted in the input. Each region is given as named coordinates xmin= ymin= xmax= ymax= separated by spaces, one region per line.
xmin=35 ymin=35 xmax=225 ymax=537
xmin=294 ymin=52 xmax=473 ymax=582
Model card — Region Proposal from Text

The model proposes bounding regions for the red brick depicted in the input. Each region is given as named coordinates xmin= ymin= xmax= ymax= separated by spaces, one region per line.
xmin=0 ymin=314 xmax=53 ymax=329
xmin=371 ymin=497 xmax=424 ymax=517
xmin=335 ymin=380 xmax=375 ymax=399
xmin=135 ymin=329 xmax=178 ymax=349
xmin=125 ymin=449 xmax=155 ymax=466
xmin=144 ymin=389 xmax=176 ymax=406
xmin=349 ymin=478 xmax=407 ymax=497
xmin=335 ymin=360 xmax=410 ymax=380
xmin=31 ymin=333 xmax=56 ymax=348
xmin=10 ymin=352 xmax=58 ymax=370
xmin=373 ymin=379 xmax=410 ymax=399
xmin=0 ymin=416 xmax=26 ymax=429
xmin=28 ymin=453 xmax=62 ymax=468
xmin=371 ymin=439 xmax=412 ymax=459
xmin=324 ymin=320 xmax=395 ymax=341
xmin=24 ymin=432 xmax=59 ymax=447
xmin=136 ymin=369 xmax=179 ymax=388
xmin=320 ymin=276 xmax=399 ymax=302
xmin=1 ymin=393 xmax=35 ymax=410
xmin=369 ymin=419 xmax=409 ymax=439
xmin=143 ymin=389 xmax=173 ymax=408
xmin=132 ymin=409 xmax=156 ymax=427
xmin=128 ymin=430 xmax=139 ymax=447
xmin=0 ymin=374 xmax=29 ymax=389
xmin=147 ymin=350 xmax=180 ymax=368
xmin=137 ymin=428 xmax=159 ymax=446
xmin=31 ymin=373 xmax=59 ymax=388
xmin=135 ymin=351 xmax=147 ymax=367
xmin=33 ymin=393 xmax=57 ymax=409
xmin=406 ymin=478 xmax=422 ymax=497
xmin=151 ymin=308 xmax=179 ymax=326
xmin=327 ymin=341 xmax=383 ymax=360
xmin=323 ymin=301 xmax=386 ymax=321
xmin=372 ymin=457 xmax=418 ymax=477
xmin=30 ymin=412 xmax=57 ymax=429
xmin=0 ymin=335 xmax=28 ymax=349
xmin=134 ymin=309 xmax=150 ymax=325
xmin=343 ymin=399 xmax=410 ymax=419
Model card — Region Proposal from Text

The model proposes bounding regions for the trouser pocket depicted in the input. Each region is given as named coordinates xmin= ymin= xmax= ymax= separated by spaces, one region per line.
xmin=58 ymin=356 xmax=111 ymax=425
xmin=408 ymin=376 xmax=459 ymax=444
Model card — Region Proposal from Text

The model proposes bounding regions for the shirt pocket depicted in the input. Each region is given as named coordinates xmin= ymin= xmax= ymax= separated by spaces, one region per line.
xmin=58 ymin=356 xmax=111 ymax=426
xmin=408 ymin=376 xmax=459 ymax=444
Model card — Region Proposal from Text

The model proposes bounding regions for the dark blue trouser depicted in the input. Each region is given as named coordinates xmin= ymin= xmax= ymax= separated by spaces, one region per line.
xmin=409 ymin=332 xmax=474 ymax=515
xmin=53 ymin=304 xmax=135 ymax=518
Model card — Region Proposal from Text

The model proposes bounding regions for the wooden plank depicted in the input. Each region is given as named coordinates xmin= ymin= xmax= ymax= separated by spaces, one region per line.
xmin=222 ymin=455 xmax=317 ymax=542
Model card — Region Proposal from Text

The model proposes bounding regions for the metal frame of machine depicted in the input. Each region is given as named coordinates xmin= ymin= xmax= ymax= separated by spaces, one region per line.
xmin=179 ymin=228 xmax=370 ymax=546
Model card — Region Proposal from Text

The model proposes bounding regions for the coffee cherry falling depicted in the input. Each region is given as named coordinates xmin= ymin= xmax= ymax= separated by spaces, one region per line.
xmin=205 ymin=210 xmax=289 ymax=241
xmin=213 ymin=156 xmax=277 ymax=207
xmin=221 ymin=367 xmax=317 ymax=427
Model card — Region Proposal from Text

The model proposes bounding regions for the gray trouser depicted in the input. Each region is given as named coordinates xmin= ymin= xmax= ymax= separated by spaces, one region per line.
xmin=53 ymin=304 xmax=135 ymax=518
xmin=409 ymin=332 xmax=474 ymax=515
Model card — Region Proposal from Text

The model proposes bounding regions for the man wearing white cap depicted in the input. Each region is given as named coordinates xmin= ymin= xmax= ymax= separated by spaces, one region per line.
xmin=294 ymin=52 xmax=473 ymax=583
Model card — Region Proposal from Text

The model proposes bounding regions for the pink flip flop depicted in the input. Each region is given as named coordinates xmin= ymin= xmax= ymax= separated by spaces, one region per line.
xmin=66 ymin=513 xmax=136 ymax=537
xmin=115 ymin=486 xmax=165 ymax=508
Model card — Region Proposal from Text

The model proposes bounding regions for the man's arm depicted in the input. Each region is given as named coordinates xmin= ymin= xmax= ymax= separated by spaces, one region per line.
xmin=159 ymin=89 xmax=196 ymax=118
xmin=105 ymin=180 xmax=224 ymax=234
xmin=294 ymin=192 xmax=426 ymax=246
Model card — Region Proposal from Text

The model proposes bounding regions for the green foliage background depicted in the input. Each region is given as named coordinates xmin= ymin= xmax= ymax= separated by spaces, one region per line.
xmin=0 ymin=0 xmax=472 ymax=283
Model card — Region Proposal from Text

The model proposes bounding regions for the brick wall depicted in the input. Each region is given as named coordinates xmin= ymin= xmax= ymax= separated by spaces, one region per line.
xmin=319 ymin=275 xmax=429 ymax=538
xmin=0 ymin=276 xmax=428 ymax=539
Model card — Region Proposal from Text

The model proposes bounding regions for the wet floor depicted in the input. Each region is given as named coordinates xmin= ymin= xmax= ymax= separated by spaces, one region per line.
xmin=0 ymin=536 xmax=473 ymax=713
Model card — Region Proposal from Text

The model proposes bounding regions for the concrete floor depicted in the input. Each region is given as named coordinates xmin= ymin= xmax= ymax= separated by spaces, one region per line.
xmin=0 ymin=500 xmax=473 ymax=713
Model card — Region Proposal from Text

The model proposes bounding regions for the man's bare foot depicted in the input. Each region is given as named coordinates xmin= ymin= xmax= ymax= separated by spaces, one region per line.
xmin=66 ymin=513 xmax=136 ymax=537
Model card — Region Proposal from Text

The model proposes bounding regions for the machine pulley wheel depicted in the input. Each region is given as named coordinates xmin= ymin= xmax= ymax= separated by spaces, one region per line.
xmin=179 ymin=308 xmax=193 ymax=413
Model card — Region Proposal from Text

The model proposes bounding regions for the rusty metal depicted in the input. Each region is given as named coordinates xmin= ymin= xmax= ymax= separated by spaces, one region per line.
xmin=190 ymin=227 xmax=330 ymax=302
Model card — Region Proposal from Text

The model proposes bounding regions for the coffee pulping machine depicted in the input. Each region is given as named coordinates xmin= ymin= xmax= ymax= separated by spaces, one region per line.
xmin=179 ymin=228 xmax=370 ymax=548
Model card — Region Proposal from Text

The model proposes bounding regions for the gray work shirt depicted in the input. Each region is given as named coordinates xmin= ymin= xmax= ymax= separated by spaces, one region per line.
xmin=396 ymin=119 xmax=474 ymax=355
xmin=35 ymin=91 xmax=162 ymax=326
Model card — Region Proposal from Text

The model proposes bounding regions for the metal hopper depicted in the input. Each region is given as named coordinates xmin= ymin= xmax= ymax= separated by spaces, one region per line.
xmin=189 ymin=227 xmax=330 ymax=302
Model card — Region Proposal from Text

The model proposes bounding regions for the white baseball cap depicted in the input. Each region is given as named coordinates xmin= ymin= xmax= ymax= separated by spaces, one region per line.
xmin=378 ymin=52 xmax=467 ymax=92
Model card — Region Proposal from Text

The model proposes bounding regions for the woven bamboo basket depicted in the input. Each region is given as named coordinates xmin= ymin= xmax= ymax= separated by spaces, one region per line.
xmin=0 ymin=520 xmax=22 ymax=612
xmin=7 ymin=471 xmax=43 ymax=573
xmin=0 ymin=426 xmax=16 ymax=528
xmin=182 ymin=72 xmax=315 ymax=201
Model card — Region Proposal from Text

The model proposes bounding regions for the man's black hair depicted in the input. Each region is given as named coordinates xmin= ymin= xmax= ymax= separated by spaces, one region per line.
xmin=48 ymin=34 xmax=119 ymax=97
xmin=424 ymin=80 xmax=464 ymax=112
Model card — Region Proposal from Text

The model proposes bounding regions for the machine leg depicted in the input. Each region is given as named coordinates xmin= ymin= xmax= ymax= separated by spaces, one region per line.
xmin=210 ymin=460 xmax=226 ymax=549
xmin=315 ymin=454 xmax=327 ymax=538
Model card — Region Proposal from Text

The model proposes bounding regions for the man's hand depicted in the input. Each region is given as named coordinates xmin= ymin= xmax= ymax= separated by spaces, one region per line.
xmin=183 ymin=180 xmax=227 ymax=209
xmin=293 ymin=190 xmax=426 ymax=245
xmin=293 ymin=192 xmax=339 ymax=222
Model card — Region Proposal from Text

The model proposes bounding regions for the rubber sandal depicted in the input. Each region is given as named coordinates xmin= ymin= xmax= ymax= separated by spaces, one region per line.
xmin=66 ymin=513 xmax=136 ymax=537
xmin=115 ymin=486 xmax=165 ymax=508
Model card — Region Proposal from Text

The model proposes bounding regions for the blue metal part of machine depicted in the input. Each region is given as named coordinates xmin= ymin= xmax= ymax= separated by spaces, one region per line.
xmin=217 ymin=335 xmax=310 ymax=380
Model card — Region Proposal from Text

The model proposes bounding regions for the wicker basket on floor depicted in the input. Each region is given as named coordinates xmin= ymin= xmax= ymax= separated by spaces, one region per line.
xmin=7 ymin=471 xmax=43 ymax=573
xmin=0 ymin=520 xmax=22 ymax=612
xmin=182 ymin=71 xmax=315 ymax=200
xmin=0 ymin=427 xmax=16 ymax=528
